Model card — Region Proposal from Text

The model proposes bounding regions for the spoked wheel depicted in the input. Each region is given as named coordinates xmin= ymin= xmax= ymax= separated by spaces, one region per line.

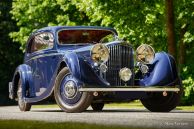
xmin=141 ymin=87 xmax=183 ymax=112
xmin=54 ymin=67 xmax=93 ymax=113
xmin=17 ymin=79 xmax=31 ymax=111
xmin=91 ymin=103 xmax=104 ymax=111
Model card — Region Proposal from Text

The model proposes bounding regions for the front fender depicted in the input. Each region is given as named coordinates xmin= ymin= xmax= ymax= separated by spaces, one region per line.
xmin=139 ymin=52 xmax=178 ymax=86
xmin=12 ymin=64 xmax=35 ymax=99
xmin=63 ymin=52 xmax=81 ymax=80
xmin=63 ymin=52 xmax=109 ymax=86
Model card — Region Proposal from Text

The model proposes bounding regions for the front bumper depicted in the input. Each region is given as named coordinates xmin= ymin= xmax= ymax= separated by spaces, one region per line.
xmin=79 ymin=86 xmax=180 ymax=92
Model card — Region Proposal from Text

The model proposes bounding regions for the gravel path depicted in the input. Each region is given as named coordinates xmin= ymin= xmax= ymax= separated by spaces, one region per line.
xmin=0 ymin=106 xmax=194 ymax=129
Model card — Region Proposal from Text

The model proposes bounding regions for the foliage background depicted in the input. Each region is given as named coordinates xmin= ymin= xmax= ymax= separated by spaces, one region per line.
xmin=0 ymin=0 xmax=23 ymax=105
xmin=0 ymin=0 xmax=194 ymax=105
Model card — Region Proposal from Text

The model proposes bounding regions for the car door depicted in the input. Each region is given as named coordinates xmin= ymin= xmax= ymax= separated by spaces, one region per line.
xmin=25 ymin=32 xmax=58 ymax=97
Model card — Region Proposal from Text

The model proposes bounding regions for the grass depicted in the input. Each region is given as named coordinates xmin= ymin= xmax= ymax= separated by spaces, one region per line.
xmin=0 ymin=120 xmax=156 ymax=129
xmin=32 ymin=101 xmax=144 ymax=109
xmin=176 ymin=106 xmax=194 ymax=111
xmin=105 ymin=101 xmax=194 ymax=111
xmin=32 ymin=100 xmax=194 ymax=111
xmin=105 ymin=100 xmax=144 ymax=109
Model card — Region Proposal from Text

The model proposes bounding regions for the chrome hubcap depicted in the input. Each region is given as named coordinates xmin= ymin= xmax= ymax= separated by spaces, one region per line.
xmin=64 ymin=81 xmax=77 ymax=98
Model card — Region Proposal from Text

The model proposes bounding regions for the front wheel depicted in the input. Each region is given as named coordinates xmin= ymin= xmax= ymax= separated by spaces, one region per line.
xmin=54 ymin=67 xmax=93 ymax=113
xmin=141 ymin=87 xmax=182 ymax=112
xmin=17 ymin=79 xmax=31 ymax=111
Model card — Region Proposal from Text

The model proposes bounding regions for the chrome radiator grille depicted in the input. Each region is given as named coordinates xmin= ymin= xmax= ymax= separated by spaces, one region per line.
xmin=104 ymin=43 xmax=134 ymax=86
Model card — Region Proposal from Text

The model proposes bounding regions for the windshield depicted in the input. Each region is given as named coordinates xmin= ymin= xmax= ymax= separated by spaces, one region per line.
xmin=58 ymin=29 xmax=115 ymax=45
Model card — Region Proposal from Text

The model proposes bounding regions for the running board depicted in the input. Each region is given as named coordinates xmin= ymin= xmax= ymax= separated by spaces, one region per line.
xmin=79 ymin=87 xmax=180 ymax=92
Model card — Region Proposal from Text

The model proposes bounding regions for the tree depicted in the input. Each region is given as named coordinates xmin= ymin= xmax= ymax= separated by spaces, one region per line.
xmin=10 ymin=0 xmax=90 ymax=50
xmin=10 ymin=0 xmax=194 ymax=105
xmin=165 ymin=0 xmax=176 ymax=58
xmin=174 ymin=0 xmax=194 ymax=105
xmin=0 ymin=0 xmax=23 ymax=105
xmin=74 ymin=0 xmax=167 ymax=50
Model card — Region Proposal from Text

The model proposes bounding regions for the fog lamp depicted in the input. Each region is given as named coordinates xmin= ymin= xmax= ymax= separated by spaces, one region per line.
xmin=119 ymin=68 xmax=132 ymax=82
xmin=100 ymin=64 xmax=108 ymax=73
xmin=140 ymin=64 xmax=149 ymax=74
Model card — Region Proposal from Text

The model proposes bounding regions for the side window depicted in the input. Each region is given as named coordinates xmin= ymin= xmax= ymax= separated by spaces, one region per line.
xmin=30 ymin=32 xmax=54 ymax=53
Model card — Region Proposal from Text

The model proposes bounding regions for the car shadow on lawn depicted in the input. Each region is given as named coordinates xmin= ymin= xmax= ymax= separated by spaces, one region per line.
xmin=30 ymin=108 xmax=194 ymax=113
xmin=86 ymin=109 xmax=148 ymax=113
xmin=31 ymin=110 xmax=63 ymax=112
xmin=30 ymin=108 xmax=147 ymax=113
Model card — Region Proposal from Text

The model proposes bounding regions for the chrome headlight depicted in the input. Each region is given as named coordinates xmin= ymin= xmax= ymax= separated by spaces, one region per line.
xmin=136 ymin=44 xmax=155 ymax=64
xmin=91 ymin=43 xmax=109 ymax=64
xmin=119 ymin=68 xmax=132 ymax=82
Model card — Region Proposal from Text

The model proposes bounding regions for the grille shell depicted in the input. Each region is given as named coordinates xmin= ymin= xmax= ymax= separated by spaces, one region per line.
xmin=103 ymin=43 xmax=134 ymax=86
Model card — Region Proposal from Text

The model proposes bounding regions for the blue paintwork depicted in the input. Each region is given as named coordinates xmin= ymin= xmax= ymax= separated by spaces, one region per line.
xmin=139 ymin=52 xmax=178 ymax=86
xmin=12 ymin=64 xmax=35 ymax=98
xmin=10 ymin=26 xmax=180 ymax=103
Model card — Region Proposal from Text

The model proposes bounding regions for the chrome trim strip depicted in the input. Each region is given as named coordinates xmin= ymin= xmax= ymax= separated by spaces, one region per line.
xmin=26 ymin=53 xmax=62 ymax=62
xmin=79 ymin=87 xmax=180 ymax=92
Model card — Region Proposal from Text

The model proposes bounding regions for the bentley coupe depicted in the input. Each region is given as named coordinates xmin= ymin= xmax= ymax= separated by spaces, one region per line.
xmin=9 ymin=26 xmax=182 ymax=112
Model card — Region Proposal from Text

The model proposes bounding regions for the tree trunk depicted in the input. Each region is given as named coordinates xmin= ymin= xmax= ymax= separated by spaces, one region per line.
xmin=166 ymin=0 xmax=176 ymax=59
xmin=178 ymin=24 xmax=188 ymax=72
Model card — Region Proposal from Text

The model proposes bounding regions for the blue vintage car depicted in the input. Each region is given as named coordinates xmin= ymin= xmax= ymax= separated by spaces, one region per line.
xmin=9 ymin=26 xmax=182 ymax=112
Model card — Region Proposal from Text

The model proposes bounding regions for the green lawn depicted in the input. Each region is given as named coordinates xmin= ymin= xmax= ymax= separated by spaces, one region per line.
xmin=105 ymin=101 xmax=144 ymax=109
xmin=0 ymin=120 xmax=155 ymax=129
xmin=33 ymin=100 xmax=194 ymax=111
xmin=106 ymin=101 xmax=194 ymax=111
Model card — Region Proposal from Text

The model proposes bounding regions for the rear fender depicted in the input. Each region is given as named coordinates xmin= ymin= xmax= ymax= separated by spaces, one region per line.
xmin=139 ymin=52 xmax=178 ymax=86
xmin=12 ymin=64 xmax=35 ymax=99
